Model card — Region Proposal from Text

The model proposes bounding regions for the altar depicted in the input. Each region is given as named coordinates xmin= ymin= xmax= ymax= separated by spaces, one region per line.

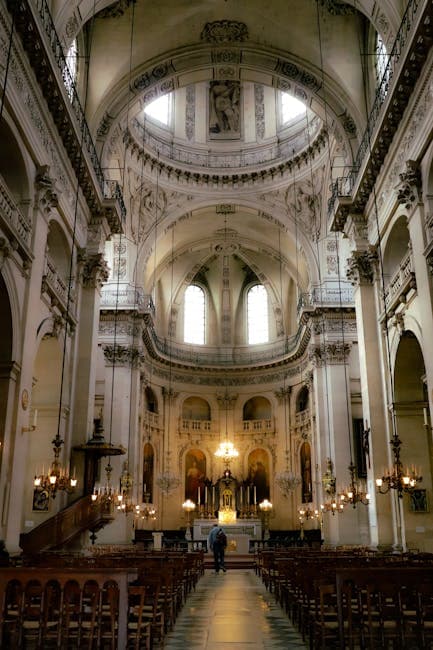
xmin=193 ymin=518 xmax=262 ymax=554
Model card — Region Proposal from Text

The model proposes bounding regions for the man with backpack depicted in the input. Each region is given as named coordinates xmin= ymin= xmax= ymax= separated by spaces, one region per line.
xmin=207 ymin=523 xmax=227 ymax=573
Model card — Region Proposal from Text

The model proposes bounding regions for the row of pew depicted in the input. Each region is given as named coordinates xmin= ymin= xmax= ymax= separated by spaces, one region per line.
xmin=255 ymin=548 xmax=433 ymax=649
xmin=0 ymin=549 xmax=204 ymax=648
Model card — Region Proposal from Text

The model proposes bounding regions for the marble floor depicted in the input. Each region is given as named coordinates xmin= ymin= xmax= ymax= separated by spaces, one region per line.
xmin=164 ymin=569 xmax=307 ymax=649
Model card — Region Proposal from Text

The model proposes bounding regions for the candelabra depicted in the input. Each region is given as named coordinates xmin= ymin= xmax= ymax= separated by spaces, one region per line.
xmin=182 ymin=499 xmax=196 ymax=541
xmin=259 ymin=498 xmax=273 ymax=540
xmin=33 ymin=435 xmax=77 ymax=498
xmin=338 ymin=463 xmax=370 ymax=508
xmin=376 ymin=434 xmax=421 ymax=499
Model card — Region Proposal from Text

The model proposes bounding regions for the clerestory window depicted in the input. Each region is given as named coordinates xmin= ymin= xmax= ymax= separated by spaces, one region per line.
xmin=184 ymin=284 xmax=205 ymax=344
xmin=375 ymin=33 xmax=390 ymax=96
xmin=144 ymin=93 xmax=173 ymax=128
xmin=64 ymin=39 xmax=78 ymax=100
xmin=279 ymin=91 xmax=305 ymax=126
xmin=247 ymin=284 xmax=269 ymax=344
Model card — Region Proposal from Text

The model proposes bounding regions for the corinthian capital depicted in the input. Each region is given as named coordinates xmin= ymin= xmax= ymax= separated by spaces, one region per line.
xmin=103 ymin=344 xmax=144 ymax=367
xmin=396 ymin=160 xmax=422 ymax=211
xmin=35 ymin=165 xmax=59 ymax=213
xmin=81 ymin=253 xmax=110 ymax=289
xmin=309 ymin=342 xmax=351 ymax=367
xmin=346 ymin=247 xmax=377 ymax=286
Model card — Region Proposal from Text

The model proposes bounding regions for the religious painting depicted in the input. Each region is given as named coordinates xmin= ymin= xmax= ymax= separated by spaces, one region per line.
xmin=410 ymin=489 xmax=428 ymax=513
xmin=247 ymin=448 xmax=270 ymax=503
xmin=142 ymin=443 xmax=154 ymax=502
xmin=209 ymin=80 xmax=241 ymax=140
xmin=300 ymin=441 xmax=312 ymax=503
xmin=185 ymin=448 xmax=206 ymax=503
xmin=32 ymin=488 xmax=49 ymax=512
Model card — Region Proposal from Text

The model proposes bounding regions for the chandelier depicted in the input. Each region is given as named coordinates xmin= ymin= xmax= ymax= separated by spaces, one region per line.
xmin=376 ymin=433 xmax=421 ymax=499
xmin=33 ymin=435 xmax=77 ymax=498
xmin=91 ymin=461 xmax=120 ymax=509
xmin=338 ymin=462 xmax=370 ymax=507
xmin=215 ymin=441 xmax=239 ymax=464
xmin=275 ymin=468 xmax=302 ymax=496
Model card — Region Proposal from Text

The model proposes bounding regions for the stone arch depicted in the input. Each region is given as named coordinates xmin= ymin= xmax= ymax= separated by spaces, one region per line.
xmin=393 ymin=331 xmax=432 ymax=544
xmin=243 ymin=396 xmax=272 ymax=421
xmin=144 ymin=386 xmax=158 ymax=413
xmin=0 ymin=114 xmax=32 ymax=216
xmin=182 ymin=396 xmax=211 ymax=421
xmin=296 ymin=386 xmax=309 ymax=412
xmin=382 ymin=215 xmax=410 ymax=282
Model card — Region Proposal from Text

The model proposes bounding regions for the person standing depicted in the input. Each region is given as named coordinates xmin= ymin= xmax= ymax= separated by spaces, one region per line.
xmin=207 ymin=524 xmax=227 ymax=573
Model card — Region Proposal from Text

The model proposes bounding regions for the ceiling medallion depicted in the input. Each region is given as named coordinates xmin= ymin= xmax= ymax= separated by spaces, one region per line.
xmin=201 ymin=21 xmax=249 ymax=44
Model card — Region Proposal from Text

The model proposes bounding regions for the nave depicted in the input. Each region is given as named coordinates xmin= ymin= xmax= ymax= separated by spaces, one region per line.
xmin=164 ymin=569 xmax=306 ymax=650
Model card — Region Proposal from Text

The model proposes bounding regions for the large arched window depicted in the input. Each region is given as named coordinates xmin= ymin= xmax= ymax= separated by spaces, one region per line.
xmin=184 ymin=284 xmax=205 ymax=344
xmin=144 ymin=93 xmax=173 ymax=128
xmin=375 ymin=33 xmax=390 ymax=97
xmin=64 ymin=39 xmax=78 ymax=100
xmin=247 ymin=284 xmax=269 ymax=344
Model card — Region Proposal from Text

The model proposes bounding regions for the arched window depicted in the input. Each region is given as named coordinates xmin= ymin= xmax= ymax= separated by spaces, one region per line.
xmin=375 ymin=33 xmax=390 ymax=96
xmin=144 ymin=93 xmax=173 ymax=127
xmin=64 ymin=38 xmax=78 ymax=100
xmin=184 ymin=285 xmax=205 ymax=344
xmin=247 ymin=284 xmax=269 ymax=344
xmin=279 ymin=91 xmax=305 ymax=125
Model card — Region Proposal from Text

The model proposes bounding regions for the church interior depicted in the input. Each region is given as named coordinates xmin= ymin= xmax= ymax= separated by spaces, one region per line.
xmin=1 ymin=0 xmax=433 ymax=646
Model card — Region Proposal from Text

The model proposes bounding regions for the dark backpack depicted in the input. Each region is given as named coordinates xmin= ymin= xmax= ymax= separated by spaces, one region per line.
xmin=216 ymin=529 xmax=227 ymax=546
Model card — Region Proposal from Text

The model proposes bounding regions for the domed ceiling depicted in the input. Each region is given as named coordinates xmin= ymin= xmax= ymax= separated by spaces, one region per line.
xmin=54 ymin=0 xmax=401 ymax=349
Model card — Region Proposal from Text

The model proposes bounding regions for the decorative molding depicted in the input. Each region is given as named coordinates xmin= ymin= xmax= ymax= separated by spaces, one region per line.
xmin=274 ymin=386 xmax=291 ymax=403
xmin=254 ymin=84 xmax=265 ymax=140
xmin=309 ymin=342 xmax=351 ymax=366
xmin=103 ymin=344 xmax=144 ymax=367
xmin=161 ymin=386 xmax=179 ymax=401
xmin=81 ymin=253 xmax=110 ymax=289
xmin=0 ymin=237 xmax=11 ymax=269
xmin=216 ymin=393 xmax=238 ymax=408
xmin=200 ymin=20 xmax=249 ymax=44
xmin=346 ymin=248 xmax=378 ymax=286
xmin=185 ymin=84 xmax=195 ymax=142
xmin=97 ymin=0 xmax=136 ymax=19
xmin=395 ymin=160 xmax=422 ymax=210
xmin=319 ymin=0 xmax=356 ymax=15
xmin=341 ymin=109 xmax=357 ymax=137
xmin=35 ymin=165 xmax=59 ymax=213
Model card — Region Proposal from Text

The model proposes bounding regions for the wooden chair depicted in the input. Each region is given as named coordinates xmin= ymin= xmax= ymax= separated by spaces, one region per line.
xmin=127 ymin=585 xmax=151 ymax=650
xmin=98 ymin=579 xmax=120 ymax=650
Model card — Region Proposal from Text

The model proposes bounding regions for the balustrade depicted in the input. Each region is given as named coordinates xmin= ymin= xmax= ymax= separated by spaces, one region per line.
xmin=0 ymin=173 xmax=32 ymax=248
xmin=294 ymin=409 xmax=310 ymax=428
xmin=180 ymin=419 xmax=213 ymax=434
xmin=384 ymin=251 xmax=416 ymax=310
xmin=242 ymin=419 xmax=273 ymax=434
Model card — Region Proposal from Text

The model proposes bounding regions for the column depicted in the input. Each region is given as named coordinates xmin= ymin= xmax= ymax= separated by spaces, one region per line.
xmin=346 ymin=242 xmax=395 ymax=549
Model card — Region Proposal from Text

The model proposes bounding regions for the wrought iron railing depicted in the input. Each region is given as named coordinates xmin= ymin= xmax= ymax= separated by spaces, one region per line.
xmin=146 ymin=323 xmax=305 ymax=366
xmin=32 ymin=0 xmax=126 ymax=222
xmin=328 ymin=0 xmax=422 ymax=217
xmin=297 ymin=286 xmax=354 ymax=313
xmin=131 ymin=114 xmax=322 ymax=169
xmin=100 ymin=286 xmax=155 ymax=314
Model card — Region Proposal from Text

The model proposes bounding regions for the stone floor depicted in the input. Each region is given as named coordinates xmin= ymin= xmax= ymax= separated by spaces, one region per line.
xmin=164 ymin=569 xmax=307 ymax=649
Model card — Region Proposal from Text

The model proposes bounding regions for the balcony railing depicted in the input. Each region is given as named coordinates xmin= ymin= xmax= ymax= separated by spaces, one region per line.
xmin=143 ymin=410 xmax=161 ymax=429
xmin=0 ymin=173 xmax=32 ymax=248
xmin=180 ymin=419 xmax=213 ymax=434
xmin=10 ymin=0 xmax=126 ymax=227
xmin=295 ymin=409 xmax=311 ymax=428
xmin=328 ymin=0 xmax=424 ymax=218
xmin=242 ymin=419 xmax=273 ymax=433
xmin=383 ymin=251 xmax=416 ymax=310
xmin=297 ymin=286 xmax=354 ymax=314
xmin=100 ymin=286 xmax=155 ymax=315
xmin=146 ymin=325 xmax=305 ymax=367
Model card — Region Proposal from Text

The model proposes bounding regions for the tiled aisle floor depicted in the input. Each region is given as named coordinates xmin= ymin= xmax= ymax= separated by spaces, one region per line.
xmin=164 ymin=569 xmax=307 ymax=649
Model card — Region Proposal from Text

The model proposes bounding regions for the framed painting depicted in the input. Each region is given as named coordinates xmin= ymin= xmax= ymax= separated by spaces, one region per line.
xmin=410 ymin=489 xmax=428 ymax=513
xmin=32 ymin=488 xmax=49 ymax=512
